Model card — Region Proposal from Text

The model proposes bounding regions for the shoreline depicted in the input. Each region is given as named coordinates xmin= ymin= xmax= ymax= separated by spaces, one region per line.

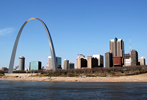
xmin=1 ymin=73 xmax=147 ymax=82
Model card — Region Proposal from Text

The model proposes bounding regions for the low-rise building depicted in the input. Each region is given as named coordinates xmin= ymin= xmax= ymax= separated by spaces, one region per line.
xmin=124 ymin=58 xmax=131 ymax=66
xmin=125 ymin=53 xmax=130 ymax=59
xmin=138 ymin=57 xmax=145 ymax=65
xmin=69 ymin=62 xmax=74 ymax=69
xmin=113 ymin=56 xmax=122 ymax=67
xmin=29 ymin=61 xmax=41 ymax=70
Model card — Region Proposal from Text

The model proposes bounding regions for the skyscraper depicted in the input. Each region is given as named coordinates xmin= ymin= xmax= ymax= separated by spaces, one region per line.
xmin=63 ymin=59 xmax=69 ymax=70
xmin=76 ymin=54 xmax=87 ymax=69
xmin=93 ymin=54 xmax=104 ymax=67
xmin=109 ymin=37 xmax=124 ymax=58
xmin=19 ymin=56 xmax=25 ymax=70
xmin=46 ymin=56 xmax=61 ymax=70
xmin=109 ymin=37 xmax=117 ymax=57
xmin=105 ymin=52 xmax=113 ymax=68
xmin=131 ymin=50 xmax=138 ymax=66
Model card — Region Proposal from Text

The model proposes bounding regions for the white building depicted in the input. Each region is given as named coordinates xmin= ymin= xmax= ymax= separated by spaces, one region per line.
xmin=93 ymin=54 xmax=104 ymax=67
xmin=63 ymin=59 xmax=69 ymax=70
xmin=124 ymin=58 xmax=131 ymax=66
xmin=138 ymin=57 xmax=145 ymax=65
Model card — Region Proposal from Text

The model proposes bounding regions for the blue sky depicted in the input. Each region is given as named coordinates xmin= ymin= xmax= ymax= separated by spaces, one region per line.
xmin=0 ymin=0 xmax=147 ymax=68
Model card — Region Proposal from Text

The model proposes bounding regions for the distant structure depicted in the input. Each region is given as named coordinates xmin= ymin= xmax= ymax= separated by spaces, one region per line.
xmin=46 ymin=56 xmax=61 ymax=70
xmin=124 ymin=53 xmax=131 ymax=66
xmin=87 ymin=56 xmax=98 ymax=68
xmin=109 ymin=37 xmax=124 ymax=58
xmin=69 ymin=62 xmax=74 ymax=69
xmin=125 ymin=53 xmax=130 ymax=59
xmin=29 ymin=61 xmax=41 ymax=70
xmin=105 ymin=52 xmax=113 ymax=68
xmin=19 ymin=56 xmax=25 ymax=70
xmin=109 ymin=37 xmax=124 ymax=65
xmin=76 ymin=54 xmax=103 ymax=69
xmin=124 ymin=58 xmax=131 ymax=66
xmin=93 ymin=54 xmax=104 ymax=67
xmin=0 ymin=67 xmax=8 ymax=71
xmin=8 ymin=17 xmax=57 ymax=73
xmin=131 ymin=50 xmax=138 ymax=66
xmin=63 ymin=59 xmax=69 ymax=70
xmin=138 ymin=57 xmax=145 ymax=65
xmin=78 ymin=54 xmax=85 ymax=58
xmin=76 ymin=56 xmax=87 ymax=69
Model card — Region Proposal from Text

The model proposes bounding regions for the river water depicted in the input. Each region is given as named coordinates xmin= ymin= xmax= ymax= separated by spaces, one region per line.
xmin=0 ymin=81 xmax=147 ymax=100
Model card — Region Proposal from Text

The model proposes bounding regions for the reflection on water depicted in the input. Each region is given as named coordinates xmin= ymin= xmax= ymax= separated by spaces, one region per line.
xmin=0 ymin=81 xmax=147 ymax=100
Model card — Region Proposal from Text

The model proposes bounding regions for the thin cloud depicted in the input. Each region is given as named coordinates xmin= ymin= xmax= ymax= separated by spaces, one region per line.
xmin=0 ymin=28 xmax=14 ymax=36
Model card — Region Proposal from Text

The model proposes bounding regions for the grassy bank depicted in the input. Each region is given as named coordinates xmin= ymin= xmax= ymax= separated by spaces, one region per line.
xmin=2 ymin=65 xmax=147 ymax=77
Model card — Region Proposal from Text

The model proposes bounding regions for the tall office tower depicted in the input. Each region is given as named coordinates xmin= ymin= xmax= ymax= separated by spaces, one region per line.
xmin=109 ymin=37 xmax=117 ymax=57
xmin=46 ymin=56 xmax=61 ymax=70
xmin=19 ymin=56 xmax=25 ymax=70
xmin=69 ymin=62 xmax=74 ymax=69
xmin=131 ymin=50 xmax=138 ymax=66
xmin=105 ymin=52 xmax=113 ymax=68
xmin=138 ymin=57 xmax=145 ymax=65
xmin=93 ymin=54 xmax=104 ymax=67
xmin=63 ymin=59 xmax=69 ymax=70
xmin=29 ymin=61 xmax=41 ymax=70
xmin=87 ymin=56 xmax=98 ymax=68
xmin=56 ymin=57 xmax=62 ymax=69
xmin=109 ymin=37 xmax=124 ymax=58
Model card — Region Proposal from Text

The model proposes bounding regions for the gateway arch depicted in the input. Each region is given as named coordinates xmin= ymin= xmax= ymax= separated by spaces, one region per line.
xmin=8 ymin=17 xmax=57 ymax=73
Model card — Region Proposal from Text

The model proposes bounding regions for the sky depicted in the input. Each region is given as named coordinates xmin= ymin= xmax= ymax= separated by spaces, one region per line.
xmin=0 ymin=0 xmax=147 ymax=69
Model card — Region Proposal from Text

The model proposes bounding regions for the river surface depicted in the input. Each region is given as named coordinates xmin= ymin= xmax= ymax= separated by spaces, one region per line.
xmin=0 ymin=81 xmax=147 ymax=100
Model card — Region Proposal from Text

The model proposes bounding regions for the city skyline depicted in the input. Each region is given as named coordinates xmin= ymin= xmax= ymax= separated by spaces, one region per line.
xmin=0 ymin=0 xmax=147 ymax=68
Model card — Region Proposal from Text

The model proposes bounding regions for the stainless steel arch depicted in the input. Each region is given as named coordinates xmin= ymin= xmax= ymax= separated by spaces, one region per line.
xmin=8 ymin=17 xmax=57 ymax=73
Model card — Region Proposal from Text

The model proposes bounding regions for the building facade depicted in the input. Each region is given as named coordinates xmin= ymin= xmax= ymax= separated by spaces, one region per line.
xmin=109 ymin=37 xmax=124 ymax=65
xmin=63 ymin=59 xmax=69 ymax=70
xmin=113 ymin=56 xmax=122 ymax=67
xmin=93 ymin=54 xmax=104 ymax=67
xmin=19 ymin=56 xmax=25 ymax=70
xmin=69 ymin=62 xmax=74 ymax=69
xmin=87 ymin=56 xmax=98 ymax=68
xmin=131 ymin=50 xmax=138 ymax=66
xmin=76 ymin=55 xmax=100 ymax=69
xmin=29 ymin=61 xmax=41 ymax=70
xmin=46 ymin=56 xmax=62 ymax=70
xmin=105 ymin=52 xmax=113 ymax=68
xmin=109 ymin=37 xmax=117 ymax=57
xmin=124 ymin=58 xmax=131 ymax=66
xmin=138 ymin=57 xmax=145 ymax=65
xmin=125 ymin=53 xmax=130 ymax=59
xmin=76 ymin=57 xmax=87 ymax=69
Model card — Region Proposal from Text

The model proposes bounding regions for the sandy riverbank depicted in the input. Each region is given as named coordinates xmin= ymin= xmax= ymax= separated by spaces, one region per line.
xmin=0 ymin=73 xmax=147 ymax=82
